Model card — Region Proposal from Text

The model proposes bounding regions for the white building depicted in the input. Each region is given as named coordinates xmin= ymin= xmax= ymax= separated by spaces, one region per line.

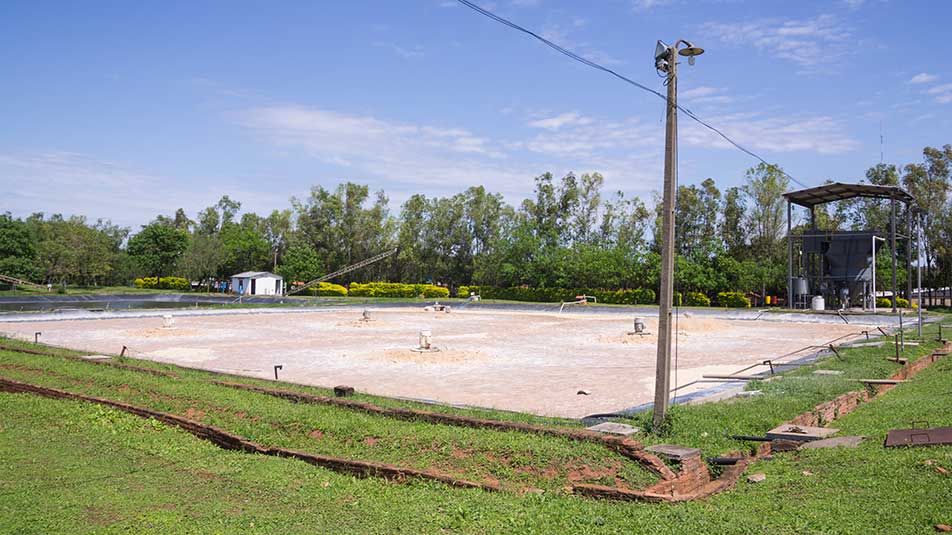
xmin=230 ymin=272 xmax=284 ymax=296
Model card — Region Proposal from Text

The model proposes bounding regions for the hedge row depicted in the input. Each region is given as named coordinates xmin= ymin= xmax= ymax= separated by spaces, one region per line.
xmin=133 ymin=277 xmax=190 ymax=291
xmin=297 ymin=282 xmax=349 ymax=297
xmin=457 ymin=286 xmax=657 ymax=305
xmin=348 ymin=282 xmax=450 ymax=299
xmin=876 ymin=297 xmax=912 ymax=309
xmin=684 ymin=291 xmax=711 ymax=307
xmin=459 ymin=286 xmax=756 ymax=308
xmin=716 ymin=291 xmax=751 ymax=308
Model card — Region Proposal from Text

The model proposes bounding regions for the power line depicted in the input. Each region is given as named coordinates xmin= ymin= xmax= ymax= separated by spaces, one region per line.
xmin=455 ymin=0 xmax=811 ymax=190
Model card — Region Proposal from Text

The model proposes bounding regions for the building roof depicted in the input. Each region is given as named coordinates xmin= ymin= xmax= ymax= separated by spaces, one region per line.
xmin=783 ymin=182 xmax=916 ymax=208
xmin=231 ymin=271 xmax=283 ymax=279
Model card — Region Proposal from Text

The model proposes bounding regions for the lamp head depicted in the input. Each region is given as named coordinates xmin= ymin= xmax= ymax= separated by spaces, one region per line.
xmin=677 ymin=41 xmax=704 ymax=57
xmin=678 ymin=42 xmax=704 ymax=65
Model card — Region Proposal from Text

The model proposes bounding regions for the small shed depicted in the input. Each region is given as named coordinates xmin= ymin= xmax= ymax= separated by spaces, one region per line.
xmin=230 ymin=272 xmax=284 ymax=296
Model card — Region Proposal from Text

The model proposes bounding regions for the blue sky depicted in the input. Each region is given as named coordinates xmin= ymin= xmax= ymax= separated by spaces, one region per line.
xmin=2 ymin=0 xmax=951 ymax=227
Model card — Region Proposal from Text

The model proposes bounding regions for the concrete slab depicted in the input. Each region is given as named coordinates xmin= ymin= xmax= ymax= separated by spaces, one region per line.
xmin=735 ymin=390 xmax=762 ymax=398
xmin=846 ymin=341 xmax=884 ymax=348
xmin=586 ymin=422 xmax=640 ymax=436
xmin=80 ymin=354 xmax=113 ymax=361
xmin=799 ymin=435 xmax=865 ymax=449
xmin=813 ymin=369 xmax=844 ymax=375
xmin=766 ymin=424 xmax=840 ymax=442
xmin=645 ymin=444 xmax=702 ymax=461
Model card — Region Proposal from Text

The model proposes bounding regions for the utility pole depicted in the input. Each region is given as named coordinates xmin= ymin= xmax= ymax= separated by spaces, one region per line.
xmin=652 ymin=40 xmax=703 ymax=432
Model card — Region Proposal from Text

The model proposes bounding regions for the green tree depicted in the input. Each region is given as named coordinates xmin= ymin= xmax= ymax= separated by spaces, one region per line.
xmin=219 ymin=217 xmax=270 ymax=276
xmin=181 ymin=234 xmax=224 ymax=290
xmin=276 ymin=243 xmax=323 ymax=285
xmin=742 ymin=163 xmax=790 ymax=260
xmin=0 ymin=213 xmax=38 ymax=281
xmin=127 ymin=223 xmax=189 ymax=277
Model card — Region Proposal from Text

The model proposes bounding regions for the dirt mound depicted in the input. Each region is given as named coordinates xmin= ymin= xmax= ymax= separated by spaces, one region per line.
xmin=125 ymin=328 xmax=201 ymax=338
xmin=598 ymin=333 xmax=655 ymax=345
xmin=372 ymin=348 xmax=487 ymax=364
xmin=335 ymin=320 xmax=396 ymax=329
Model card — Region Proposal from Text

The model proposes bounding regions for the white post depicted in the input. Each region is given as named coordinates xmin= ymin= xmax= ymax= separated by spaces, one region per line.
xmin=917 ymin=211 xmax=923 ymax=337
xmin=872 ymin=235 xmax=877 ymax=313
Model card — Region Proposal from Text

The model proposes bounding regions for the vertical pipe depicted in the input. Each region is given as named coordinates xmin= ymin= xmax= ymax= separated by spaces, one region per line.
xmin=890 ymin=198 xmax=898 ymax=313
xmin=872 ymin=235 xmax=877 ymax=313
xmin=787 ymin=201 xmax=793 ymax=309
xmin=905 ymin=204 xmax=913 ymax=301
xmin=917 ymin=210 xmax=923 ymax=337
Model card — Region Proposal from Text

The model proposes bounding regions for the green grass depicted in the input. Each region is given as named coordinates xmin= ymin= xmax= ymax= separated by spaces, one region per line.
xmin=0 ymin=317 xmax=950 ymax=533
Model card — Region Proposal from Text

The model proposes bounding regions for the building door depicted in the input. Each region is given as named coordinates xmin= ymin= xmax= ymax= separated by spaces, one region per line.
xmin=250 ymin=279 xmax=256 ymax=295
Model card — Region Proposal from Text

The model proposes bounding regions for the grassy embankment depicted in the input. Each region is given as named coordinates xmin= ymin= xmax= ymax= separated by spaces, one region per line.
xmin=0 ymin=315 xmax=950 ymax=533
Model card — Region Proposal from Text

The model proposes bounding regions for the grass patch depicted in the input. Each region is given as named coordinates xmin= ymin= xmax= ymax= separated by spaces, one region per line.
xmin=0 ymin=314 xmax=950 ymax=533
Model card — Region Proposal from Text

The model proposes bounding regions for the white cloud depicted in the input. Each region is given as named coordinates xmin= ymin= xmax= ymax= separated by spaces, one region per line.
xmin=0 ymin=152 xmax=288 ymax=227
xmin=680 ymin=112 xmax=859 ymax=154
xmin=527 ymin=111 xmax=592 ymax=130
xmin=909 ymin=72 xmax=938 ymax=85
xmin=700 ymin=15 xmax=850 ymax=69
xmin=680 ymin=86 xmax=733 ymax=105
xmin=632 ymin=0 xmax=673 ymax=9
xmin=843 ymin=0 xmax=866 ymax=8
xmin=927 ymin=83 xmax=952 ymax=104
xmin=539 ymin=23 xmax=624 ymax=66
xmin=374 ymin=42 xmax=424 ymax=60
xmin=236 ymin=105 xmax=542 ymax=200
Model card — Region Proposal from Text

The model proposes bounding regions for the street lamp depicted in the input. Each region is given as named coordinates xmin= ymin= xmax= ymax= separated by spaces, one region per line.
xmin=652 ymin=39 xmax=703 ymax=432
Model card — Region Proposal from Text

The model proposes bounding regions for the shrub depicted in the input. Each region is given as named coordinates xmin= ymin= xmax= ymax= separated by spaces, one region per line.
xmin=422 ymin=285 xmax=450 ymax=298
xmin=134 ymin=277 xmax=189 ymax=291
xmin=716 ymin=291 xmax=751 ymax=308
xmin=348 ymin=282 xmax=448 ymax=299
xmin=684 ymin=291 xmax=711 ymax=307
xmin=309 ymin=282 xmax=347 ymax=296
xmin=473 ymin=286 xmax=656 ymax=305
xmin=457 ymin=285 xmax=480 ymax=298
xmin=876 ymin=296 xmax=911 ymax=309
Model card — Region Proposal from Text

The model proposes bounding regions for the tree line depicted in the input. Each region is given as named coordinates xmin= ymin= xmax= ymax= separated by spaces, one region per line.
xmin=2 ymin=145 xmax=951 ymax=301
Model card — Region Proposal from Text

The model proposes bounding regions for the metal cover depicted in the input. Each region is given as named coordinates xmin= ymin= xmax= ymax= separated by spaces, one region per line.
xmin=645 ymin=444 xmax=702 ymax=461
xmin=884 ymin=427 xmax=952 ymax=448
xmin=766 ymin=424 xmax=839 ymax=442
xmin=783 ymin=182 xmax=915 ymax=208
xmin=586 ymin=422 xmax=640 ymax=436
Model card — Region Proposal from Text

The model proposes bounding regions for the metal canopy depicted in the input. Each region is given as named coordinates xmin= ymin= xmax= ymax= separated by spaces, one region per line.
xmin=783 ymin=182 xmax=915 ymax=208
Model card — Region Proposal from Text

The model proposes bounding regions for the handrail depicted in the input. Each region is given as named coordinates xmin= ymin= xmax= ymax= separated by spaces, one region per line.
xmin=288 ymin=249 xmax=398 ymax=295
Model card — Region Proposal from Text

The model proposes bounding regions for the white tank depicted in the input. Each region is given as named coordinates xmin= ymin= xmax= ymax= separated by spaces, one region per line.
xmin=811 ymin=296 xmax=825 ymax=311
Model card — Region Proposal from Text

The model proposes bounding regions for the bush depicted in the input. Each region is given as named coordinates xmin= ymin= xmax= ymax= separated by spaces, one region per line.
xmin=304 ymin=282 xmax=347 ymax=296
xmin=348 ymin=282 xmax=448 ymax=299
xmin=421 ymin=285 xmax=450 ymax=298
xmin=716 ymin=291 xmax=751 ymax=308
xmin=684 ymin=291 xmax=711 ymax=307
xmin=457 ymin=285 xmax=480 ymax=298
xmin=134 ymin=277 xmax=190 ymax=291
xmin=876 ymin=297 xmax=911 ymax=309
xmin=475 ymin=286 xmax=656 ymax=305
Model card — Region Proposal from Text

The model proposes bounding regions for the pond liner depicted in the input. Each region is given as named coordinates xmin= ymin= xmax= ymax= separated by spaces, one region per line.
xmin=0 ymin=377 xmax=497 ymax=492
